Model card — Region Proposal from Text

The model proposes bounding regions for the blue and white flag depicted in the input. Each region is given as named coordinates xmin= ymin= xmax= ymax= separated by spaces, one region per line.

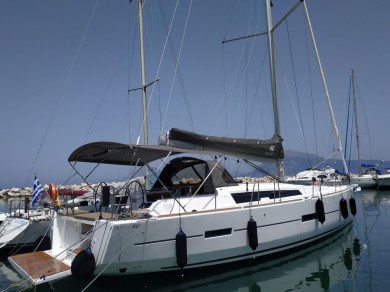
xmin=31 ymin=176 xmax=44 ymax=206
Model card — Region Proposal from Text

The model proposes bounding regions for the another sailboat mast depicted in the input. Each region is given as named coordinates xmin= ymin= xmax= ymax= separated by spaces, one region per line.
xmin=303 ymin=2 xmax=349 ymax=175
xmin=265 ymin=0 xmax=285 ymax=180
xmin=138 ymin=0 xmax=150 ymax=189
xmin=351 ymin=69 xmax=361 ymax=175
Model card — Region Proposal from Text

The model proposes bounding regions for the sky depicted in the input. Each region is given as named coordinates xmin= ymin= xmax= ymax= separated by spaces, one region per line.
xmin=1 ymin=0 xmax=389 ymax=189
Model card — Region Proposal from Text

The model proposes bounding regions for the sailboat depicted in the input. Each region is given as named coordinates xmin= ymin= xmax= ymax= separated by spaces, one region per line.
xmin=346 ymin=69 xmax=377 ymax=188
xmin=8 ymin=0 xmax=357 ymax=286
xmin=0 ymin=205 xmax=52 ymax=257
xmin=0 ymin=178 xmax=54 ymax=257
xmin=286 ymin=166 xmax=343 ymax=186
xmin=373 ymin=169 xmax=390 ymax=188
xmin=0 ymin=179 xmax=94 ymax=257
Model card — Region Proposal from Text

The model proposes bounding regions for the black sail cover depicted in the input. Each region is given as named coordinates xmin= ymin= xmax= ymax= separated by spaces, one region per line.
xmin=160 ymin=128 xmax=284 ymax=163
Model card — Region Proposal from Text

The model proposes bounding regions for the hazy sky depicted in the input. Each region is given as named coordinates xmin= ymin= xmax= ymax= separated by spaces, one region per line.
xmin=1 ymin=0 xmax=389 ymax=188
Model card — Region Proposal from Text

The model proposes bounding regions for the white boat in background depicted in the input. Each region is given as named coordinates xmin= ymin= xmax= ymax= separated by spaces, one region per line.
xmin=0 ymin=183 xmax=93 ymax=257
xmin=286 ymin=166 xmax=344 ymax=186
xmin=0 ymin=176 xmax=61 ymax=257
xmin=0 ymin=206 xmax=53 ymax=256
xmin=374 ymin=170 xmax=390 ymax=188
xmin=345 ymin=69 xmax=377 ymax=188
xmin=350 ymin=168 xmax=378 ymax=188
xmin=8 ymin=0 xmax=358 ymax=286
xmin=0 ymin=212 xmax=9 ymax=224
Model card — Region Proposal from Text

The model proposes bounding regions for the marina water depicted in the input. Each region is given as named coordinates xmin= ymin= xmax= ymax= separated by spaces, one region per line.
xmin=0 ymin=188 xmax=389 ymax=292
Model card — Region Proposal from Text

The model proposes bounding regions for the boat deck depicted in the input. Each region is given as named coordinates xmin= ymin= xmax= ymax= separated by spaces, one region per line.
xmin=57 ymin=210 xmax=112 ymax=221
xmin=9 ymin=251 xmax=70 ymax=281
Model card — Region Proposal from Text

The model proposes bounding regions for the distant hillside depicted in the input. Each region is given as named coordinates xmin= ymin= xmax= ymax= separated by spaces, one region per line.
xmin=245 ymin=149 xmax=390 ymax=177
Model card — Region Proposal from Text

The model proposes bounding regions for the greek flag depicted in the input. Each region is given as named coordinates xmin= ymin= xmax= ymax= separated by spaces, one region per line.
xmin=31 ymin=176 xmax=44 ymax=206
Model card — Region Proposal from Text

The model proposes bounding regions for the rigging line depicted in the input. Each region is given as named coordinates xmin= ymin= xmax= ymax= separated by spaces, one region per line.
xmin=184 ymin=156 xmax=223 ymax=208
xmin=5 ymin=217 xmax=95 ymax=292
xmin=223 ymin=45 xmax=228 ymax=135
xmin=83 ymin=57 xmax=124 ymax=144
xmin=222 ymin=0 xmax=237 ymax=136
xmin=277 ymin=63 xmax=300 ymax=158
xmin=136 ymin=0 xmax=179 ymax=143
xmin=255 ymin=47 xmax=271 ymax=137
xmin=243 ymin=1 xmax=262 ymax=139
xmin=139 ymin=8 xmax=163 ymax=139
xmin=247 ymin=68 xmax=262 ymax=137
xmin=345 ymin=74 xmax=353 ymax=164
xmin=237 ymin=1 xmax=257 ymax=138
xmin=247 ymin=44 xmax=268 ymax=138
xmin=126 ymin=4 xmax=138 ymax=144
xmin=244 ymin=1 xmax=268 ymax=137
xmin=159 ymin=0 xmax=195 ymax=134
xmin=209 ymin=2 xmax=260 ymax=136
xmin=81 ymin=223 xmax=144 ymax=292
xmin=349 ymin=113 xmax=355 ymax=168
xmin=271 ymin=43 xmax=302 ymax=159
xmin=8 ymin=218 xmax=52 ymax=256
xmin=157 ymin=1 xmax=194 ymax=133
xmin=129 ymin=0 xmax=148 ymax=145
xmin=285 ymin=19 xmax=312 ymax=167
xmin=303 ymin=1 xmax=348 ymax=174
xmin=310 ymin=150 xmax=340 ymax=173
xmin=302 ymin=7 xmax=319 ymax=165
xmin=360 ymin=96 xmax=375 ymax=160
xmin=32 ymin=217 xmax=53 ymax=252
xmin=24 ymin=0 xmax=100 ymax=188
xmin=354 ymin=71 xmax=376 ymax=160
xmin=245 ymin=42 xmax=248 ymax=135
xmin=222 ymin=0 xmax=237 ymax=41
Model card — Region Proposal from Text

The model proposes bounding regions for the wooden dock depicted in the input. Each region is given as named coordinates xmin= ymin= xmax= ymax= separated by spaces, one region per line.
xmin=9 ymin=251 xmax=70 ymax=281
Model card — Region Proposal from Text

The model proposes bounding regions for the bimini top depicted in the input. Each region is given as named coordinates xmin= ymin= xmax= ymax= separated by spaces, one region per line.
xmin=68 ymin=128 xmax=283 ymax=166
xmin=68 ymin=142 xmax=220 ymax=166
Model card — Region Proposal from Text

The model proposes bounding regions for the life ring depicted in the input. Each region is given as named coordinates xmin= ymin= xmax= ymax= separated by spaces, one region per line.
xmin=49 ymin=182 xmax=59 ymax=206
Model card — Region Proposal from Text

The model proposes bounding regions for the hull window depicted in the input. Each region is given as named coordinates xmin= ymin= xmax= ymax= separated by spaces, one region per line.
xmin=205 ymin=228 xmax=232 ymax=238
xmin=232 ymin=190 xmax=302 ymax=204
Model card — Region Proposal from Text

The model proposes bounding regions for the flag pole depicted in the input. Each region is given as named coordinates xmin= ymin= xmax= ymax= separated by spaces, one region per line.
xmin=32 ymin=173 xmax=48 ymax=207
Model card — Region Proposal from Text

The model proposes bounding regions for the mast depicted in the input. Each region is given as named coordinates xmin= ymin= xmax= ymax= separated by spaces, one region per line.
xmin=351 ymin=69 xmax=361 ymax=175
xmin=138 ymin=0 xmax=150 ymax=189
xmin=265 ymin=0 xmax=285 ymax=180
xmin=303 ymin=1 xmax=349 ymax=175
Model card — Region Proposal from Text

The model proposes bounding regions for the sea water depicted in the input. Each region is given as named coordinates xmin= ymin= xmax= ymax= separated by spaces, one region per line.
xmin=0 ymin=189 xmax=389 ymax=292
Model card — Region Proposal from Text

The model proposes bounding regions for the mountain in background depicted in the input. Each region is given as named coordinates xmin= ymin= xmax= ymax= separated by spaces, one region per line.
xmin=246 ymin=149 xmax=390 ymax=178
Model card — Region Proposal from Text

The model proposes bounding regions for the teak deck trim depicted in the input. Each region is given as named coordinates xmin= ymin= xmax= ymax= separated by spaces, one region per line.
xmin=57 ymin=210 xmax=112 ymax=221
xmin=9 ymin=251 xmax=70 ymax=280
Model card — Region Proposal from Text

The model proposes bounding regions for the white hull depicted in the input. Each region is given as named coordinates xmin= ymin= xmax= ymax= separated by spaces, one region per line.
xmin=350 ymin=174 xmax=377 ymax=188
xmin=91 ymin=185 xmax=353 ymax=275
xmin=148 ymin=225 xmax=354 ymax=292
xmin=286 ymin=167 xmax=343 ymax=186
xmin=0 ymin=217 xmax=51 ymax=252
xmin=374 ymin=174 xmax=390 ymax=188
xmin=9 ymin=183 xmax=355 ymax=284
